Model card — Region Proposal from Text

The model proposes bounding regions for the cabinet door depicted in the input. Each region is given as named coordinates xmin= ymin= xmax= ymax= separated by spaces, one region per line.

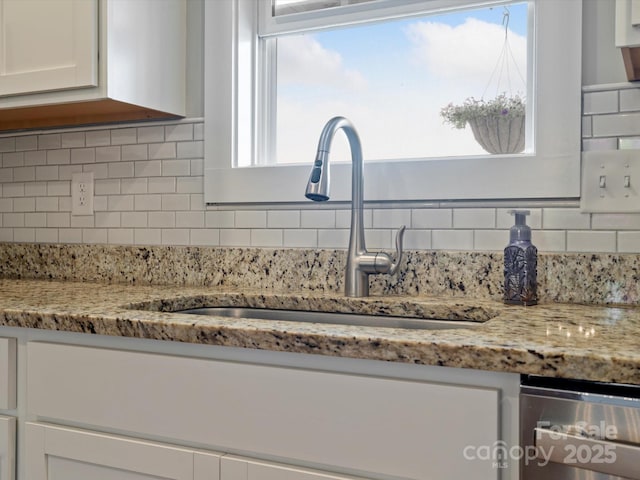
xmin=221 ymin=456 xmax=367 ymax=480
xmin=25 ymin=423 xmax=220 ymax=480
xmin=0 ymin=416 xmax=15 ymax=480
xmin=0 ymin=0 xmax=98 ymax=97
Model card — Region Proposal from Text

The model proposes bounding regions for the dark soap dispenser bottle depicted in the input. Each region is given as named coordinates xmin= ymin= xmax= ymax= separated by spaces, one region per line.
xmin=504 ymin=210 xmax=538 ymax=306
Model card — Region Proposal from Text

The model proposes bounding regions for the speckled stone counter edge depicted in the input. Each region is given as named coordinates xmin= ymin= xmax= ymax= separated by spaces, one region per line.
xmin=0 ymin=242 xmax=638 ymax=305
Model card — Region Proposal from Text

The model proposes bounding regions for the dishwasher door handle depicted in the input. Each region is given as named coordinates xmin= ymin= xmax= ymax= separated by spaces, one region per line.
xmin=534 ymin=427 xmax=640 ymax=480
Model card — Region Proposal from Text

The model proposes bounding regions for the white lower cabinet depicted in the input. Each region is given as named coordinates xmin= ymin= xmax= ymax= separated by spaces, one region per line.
xmin=221 ymin=456 xmax=367 ymax=480
xmin=0 ymin=416 xmax=15 ymax=480
xmin=25 ymin=423 xmax=221 ymax=480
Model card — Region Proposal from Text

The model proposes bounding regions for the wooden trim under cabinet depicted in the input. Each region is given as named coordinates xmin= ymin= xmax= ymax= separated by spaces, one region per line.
xmin=621 ymin=46 xmax=640 ymax=81
xmin=0 ymin=99 xmax=182 ymax=132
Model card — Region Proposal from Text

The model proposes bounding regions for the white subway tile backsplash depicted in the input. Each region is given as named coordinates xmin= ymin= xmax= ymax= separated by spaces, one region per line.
xmin=592 ymin=213 xmax=640 ymax=230
xmin=283 ymin=229 xmax=317 ymax=248
xmin=176 ymin=176 xmax=202 ymax=194
xmin=190 ymin=228 xmax=220 ymax=246
xmin=0 ymin=199 xmax=13 ymax=212
xmin=134 ymin=194 xmax=162 ymax=211
xmin=24 ymin=150 xmax=46 ymax=166
xmin=85 ymin=130 xmax=111 ymax=147
xmin=108 ymin=229 xmax=134 ymax=245
xmin=474 ymin=230 xmax=508 ymax=251
xmin=36 ymin=197 xmax=57 ymax=212
xmin=25 ymin=213 xmax=46 ymax=228
xmin=567 ymin=231 xmax=616 ymax=252
xmin=3 ymin=213 xmax=24 ymax=227
xmin=26 ymin=182 xmax=47 ymax=197
xmin=496 ymin=208 xmax=542 ymax=229
xmin=134 ymin=228 xmax=162 ymax=245
xmin=59 ymin=228 xmax=82 ymax=243
xmin=583 ymin=90 xmax=618 ymax=114
xmin=194 ymin=124 xmax=204 ymax=141
xmin=0 ymin=168 xmax=12 ymax=183
xmin=0 ymin=138 xmax=15 ymax=153
xmin=235 ymin=210 xmax=267 ymax=228
xmin=14 ymin=228 xmax=34 ymax=242
xmin=122 ymin=144 xmax=148 ymax=161
xmin=13 ymin=197 xmax=34 ymax=212
xmin=35 ymin=166 xmax=58 ymax=181
xmin=336 ymin=208 xmax=371 ymax=228
xmin=365 ymin=229 xmax=392 ymax=249
xmin=190 ymin=194 xmax=204 ymax=210
xmin=83 ymin=163 xmax=108 ymax=179
xmin=71 ymin=148 xmax=95 ymax=164
xmin=165 ymin=124 xmax=193 ymax=142
xmin=177 ymin=141 xmax=204 ymax=158
xmin=162 ymin=159 xmax=189 ymax=176
xmin=318 ymin=229 xmax=349 ymax=248
xmin=162 ymin=228 xmax=190 ymax=245
xmin=96 ymin=146 xmax=121 ymax=163
xmin=403 ymin=229 xmax=431 ymax=250
xmin=190 ymin=159 xmax=204 ymax=176
xmin=121 ymin=212 xmax=147 ymax=228
xmin=206 ymin=211 xmax=235 ymax=228
xmin=14 ymin=167 xmax=35 ymax=182
xmin=453 ymin=208 xmax=495 ymax=229
xmin=620 ymin=88 xmax=640 ymax=112
xmin=47 ymin=213 xmax=70 ymax=228
xmin=110 ymin=128 xmax=137 ymax=146
xmin=268 ymin=210 xmax=300 ymax=229
xmin=619 ymin=137 xmax=640 ymax=149
xmin=47 ymin=181 xmax=70 ymax=197
xmin=149 ymin=211 xmax=176 ymax=228
xmin=432 ymin=230 xmax=473 ymax=250
xmin=543 ymin=208 xmax=590 ymax=229
xmin=592 ymin=113 xmax=640 ymax=137
xmin=301 ymin=209 xmax=335 ymax=229
xmin=251 ymin=229 xmax=283 ymax=247
xmin=121 ymin=178 xmax=148 ymax=194
xmin=137 ymin=126 xmax=164 ymax=144
xmin=412 ymin=209 xmax=452 ymax=229
xmin=70 ymin=215 xmax=94 ymax=228
xmin=149 ymin=177 xmax=177 ymax=194
xmin=0 ymin=228 xmax=11 ymax=241
xmin=61 ymin=132 xmax=85 ymax=148
xmin=149 ymin=142 xmax=177 ymax=160
xmin=46 ymin=149 xmax=70 ymax=165
xmin=176 ymin=211 xmax=204 ymax=228
xmin=582 ymin=137 xmax=618 ymax=151
xmin=59 ymin=197 xmax=72 ymax=212
xmin=59 ymin=165 xmax=84 ymax=180
xmin=3 ymin=152 xmax=24 ymax=167
xmin=36 ymin=228 xmax=58 ymax=243
xmin=3 ymin=184 xmax=24 ymax=197
xmin=15 ymin=136 xmax=37 ymax=152
xmin=220 ymin=229 xmax=251 ymax=246
xmin=134 ymin=160 xmax=161 ymax=178
xmin=161 ymin=194 xmax=190 ymax=211
xmin=372 ymin=209 xmax=411 ymax=229
xmin=38 ymin=134 xmax=61 ymax=150
xmin=108 ymin=162 xmax=134 ymax=179
xmin=108 ymin=195 xmax=134 ymax=212
xmin=618 ymin=231 xmax=640 ymax=252
xmin=82 ymin=228 xmax=108 ymax=244
xmin=95 ymin=179 xmax=120 ymax=196
xmin=582 ymin=116 xmax=592 ymax=137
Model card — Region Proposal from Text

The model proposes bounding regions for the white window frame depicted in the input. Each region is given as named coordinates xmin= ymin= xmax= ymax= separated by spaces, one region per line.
xmin=204 ymin=0 xmax=582 ymax=204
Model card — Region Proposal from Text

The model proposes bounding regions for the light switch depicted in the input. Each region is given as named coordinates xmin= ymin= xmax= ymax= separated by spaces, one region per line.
xmin=581 ymin=150 xmax=640 ymax=212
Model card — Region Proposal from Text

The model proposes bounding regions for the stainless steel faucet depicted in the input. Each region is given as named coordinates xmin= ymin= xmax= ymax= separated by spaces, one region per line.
xmin=305 ymin=116 xmax=405 ymax=297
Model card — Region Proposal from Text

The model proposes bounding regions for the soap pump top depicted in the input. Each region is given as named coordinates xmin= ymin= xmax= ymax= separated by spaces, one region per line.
xmin=509 ymin=210 xmax=531 ymax=243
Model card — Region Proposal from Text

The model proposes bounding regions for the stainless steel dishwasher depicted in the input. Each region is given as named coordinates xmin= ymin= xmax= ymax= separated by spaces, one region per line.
xmin=520 ymin=375 xmax=640 ymax=480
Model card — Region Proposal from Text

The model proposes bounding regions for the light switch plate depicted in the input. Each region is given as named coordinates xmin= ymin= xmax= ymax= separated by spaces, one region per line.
xmin=581 ymin=150 xmax=640 ymax=213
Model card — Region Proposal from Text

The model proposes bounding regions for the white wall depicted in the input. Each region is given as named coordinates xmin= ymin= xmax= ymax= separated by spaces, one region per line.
xmin=0 ymin=0 xmax=638 ymax=253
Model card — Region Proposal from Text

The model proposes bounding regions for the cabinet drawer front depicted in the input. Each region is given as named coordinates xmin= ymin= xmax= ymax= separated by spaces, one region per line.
xmin=27 ymin=342 xmax=499 ymax=480
xmin=0 ymin=338 xmax=16 ymax=410
xmin=0 ymin=415 xmax=15 ymax=480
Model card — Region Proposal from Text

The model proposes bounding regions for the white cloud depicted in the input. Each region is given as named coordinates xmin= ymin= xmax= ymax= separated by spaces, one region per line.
xmin=405 ymin=18 xmax=527 ymax=97
xmin=277 ymin=34 xmax=367 ymax=91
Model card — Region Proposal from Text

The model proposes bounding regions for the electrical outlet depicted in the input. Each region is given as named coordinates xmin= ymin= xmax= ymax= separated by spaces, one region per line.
xmin=71 ymin=172 xmax=94 ymax=216
xmin=581 ymin=150 xmax=640 ymax=213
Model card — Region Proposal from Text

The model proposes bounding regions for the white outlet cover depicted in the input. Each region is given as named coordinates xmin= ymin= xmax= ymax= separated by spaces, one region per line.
xmin=581 ymin=150 xmax=640 ymax=213
xmin=71 ymin=172 xmax=94 ymax=216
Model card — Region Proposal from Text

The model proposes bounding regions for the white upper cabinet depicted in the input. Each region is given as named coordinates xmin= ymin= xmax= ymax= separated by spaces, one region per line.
xmin=0 ymin=0 xmax=98 ymax=97
xmin=0 ymin=0 xmax=186 ymax=130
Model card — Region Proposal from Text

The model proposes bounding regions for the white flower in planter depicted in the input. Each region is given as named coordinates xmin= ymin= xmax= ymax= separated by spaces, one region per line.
xmin=440 ymin=94 xmax=526 ymax=154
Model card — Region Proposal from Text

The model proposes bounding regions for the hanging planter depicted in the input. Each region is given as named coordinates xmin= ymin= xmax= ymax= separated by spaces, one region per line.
xmin=440 ymin=94 xmax=525 ymax=154
xmin=439 ymin=7 xmax=526 ymax=155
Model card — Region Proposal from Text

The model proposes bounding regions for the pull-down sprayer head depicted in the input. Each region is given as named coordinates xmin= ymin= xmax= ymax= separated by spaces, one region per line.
xmin=305 ymin=150 xmax=330 ymax=202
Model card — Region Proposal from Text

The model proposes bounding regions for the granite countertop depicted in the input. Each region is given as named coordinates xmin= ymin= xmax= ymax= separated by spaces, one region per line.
xmin=0 ymin=278 xmax=638 ymax=385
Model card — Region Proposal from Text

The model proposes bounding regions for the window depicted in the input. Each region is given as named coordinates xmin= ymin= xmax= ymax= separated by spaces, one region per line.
xmin=204 ymin=0 xmax=582 ymax=204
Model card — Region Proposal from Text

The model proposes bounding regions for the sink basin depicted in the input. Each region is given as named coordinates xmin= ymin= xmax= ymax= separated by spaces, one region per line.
xmin=178 ymin=307 xmax=480 ymax=330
